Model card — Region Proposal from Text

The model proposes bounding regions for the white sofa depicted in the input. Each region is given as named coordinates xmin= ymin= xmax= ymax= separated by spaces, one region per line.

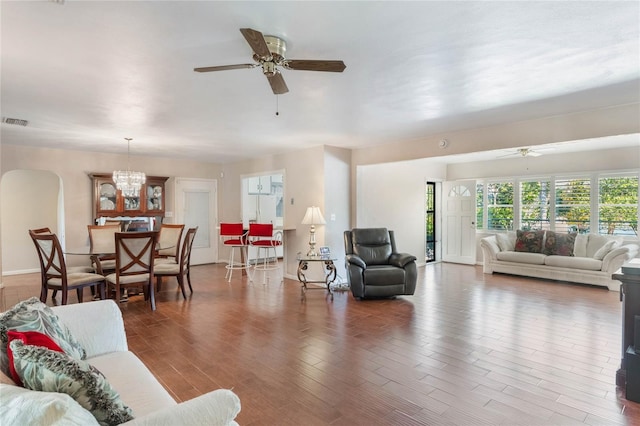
xmin=480 ymin=231 xmax=639 ymax=291
xmin=1 ymin=300 xmax=241 ymax=425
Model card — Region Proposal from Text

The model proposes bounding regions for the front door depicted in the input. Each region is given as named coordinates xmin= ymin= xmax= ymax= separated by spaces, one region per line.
xmin=442 ymin=180 xmax=476 ymax=264
xmin=174 ymin=178 xmax=218 ymax=265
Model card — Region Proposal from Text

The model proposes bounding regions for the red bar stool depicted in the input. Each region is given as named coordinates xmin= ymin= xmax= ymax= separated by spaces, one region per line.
xmin=248 ymin=223 xmax=283 ymax=284
xmin=220 ymin=223 xmax=249 ymax=282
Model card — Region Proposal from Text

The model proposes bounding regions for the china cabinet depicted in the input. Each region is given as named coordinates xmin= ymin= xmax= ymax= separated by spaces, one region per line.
xmin=89 ymin=173 xmax=169 ymax=222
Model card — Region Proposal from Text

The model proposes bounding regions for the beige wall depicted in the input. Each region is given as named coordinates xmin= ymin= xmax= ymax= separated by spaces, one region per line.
xmin=1 ymin=170 xmax=61 ymax=273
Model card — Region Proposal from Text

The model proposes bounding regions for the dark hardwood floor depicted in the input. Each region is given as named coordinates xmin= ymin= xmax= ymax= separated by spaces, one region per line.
xmin=2 ymin=263 xmax=640 ymax=425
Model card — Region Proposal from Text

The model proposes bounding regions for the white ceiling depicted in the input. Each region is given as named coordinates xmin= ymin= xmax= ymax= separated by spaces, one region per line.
xmin=1 ymin=1 xmax=639 ymax=164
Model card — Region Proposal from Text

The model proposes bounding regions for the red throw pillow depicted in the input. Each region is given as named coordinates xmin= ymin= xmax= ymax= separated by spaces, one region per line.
xmin=7 ymin=330 xmax=64 ymax=386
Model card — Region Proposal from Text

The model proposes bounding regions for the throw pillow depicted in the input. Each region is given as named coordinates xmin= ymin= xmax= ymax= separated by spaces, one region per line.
xmin=0 ymin=297 xmax=86 ymax=377
xmin=496 ymin=232 xmax=516 ymax=252
xmin=514 ymin=230 xmax=545 ymax=253
xmin=9 ymin=339 xmax=134 ymax=426
xmin=7 ymin=330 xmax=64 ymax=385
xmin=593 ymin=240 xmax=616 ymax=260
xmin=543 ymin=231 xmax=576 ymax=256
xmin=573 ymin=234 xmax=588 ymax=257
xmin=0 ymin=384 xmax=100 ymax=426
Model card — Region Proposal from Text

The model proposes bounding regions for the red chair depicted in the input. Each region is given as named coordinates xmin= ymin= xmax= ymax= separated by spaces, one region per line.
xmin=248 ymin=223 xmax=283 ymax=284
xmin=219 ymin=223 xmax=249 ymax=282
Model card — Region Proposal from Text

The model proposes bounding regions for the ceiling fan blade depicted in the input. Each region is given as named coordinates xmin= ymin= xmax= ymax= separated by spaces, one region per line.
xmin=267 ymin=72 xmax=289 ymax=95
xmin=285 ymin=60 xmax=346 ymax=72
xmin=194 ymin=64 xmax=255 ymax=72
xmin=240 ymin=28 xmax=271 ymax=59
xmin=528 ymin=151 xmax=543 ymax=157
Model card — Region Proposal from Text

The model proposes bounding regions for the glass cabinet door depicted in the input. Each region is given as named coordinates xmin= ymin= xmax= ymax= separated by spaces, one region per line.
xmin=146 ymin=183 xmax=164 ymax=212
xmin=98 ymin=182 xmax=117 ymax=213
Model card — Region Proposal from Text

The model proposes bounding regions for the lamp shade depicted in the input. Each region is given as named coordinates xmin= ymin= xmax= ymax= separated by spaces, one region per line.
xmin=301 ymin=206 xmax=326 ymax=225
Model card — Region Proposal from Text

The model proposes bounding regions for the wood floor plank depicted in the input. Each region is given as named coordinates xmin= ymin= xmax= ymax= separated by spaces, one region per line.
xmin=3 ymin=262 xmax=639 ymax=425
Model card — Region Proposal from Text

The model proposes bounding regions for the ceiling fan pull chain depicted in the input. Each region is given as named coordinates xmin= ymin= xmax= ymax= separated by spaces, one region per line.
xmin=275 ymin=95 xmax=279 ymax=116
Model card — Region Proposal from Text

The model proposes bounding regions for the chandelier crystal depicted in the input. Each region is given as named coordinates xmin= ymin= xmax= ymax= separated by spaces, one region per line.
xmin=113 ymin=138 xmax=146 ymax=197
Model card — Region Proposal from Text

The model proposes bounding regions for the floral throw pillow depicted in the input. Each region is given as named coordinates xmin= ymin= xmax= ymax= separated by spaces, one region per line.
xmin=543 ymin=231 xmax=576 ymax=256
xmin=9 ymin=340 xmax=134 ymax=426
xmin=0 ymin=297 xmax=86 ymax=377
xmin=514 ymin=230 xmax=545 ymax=253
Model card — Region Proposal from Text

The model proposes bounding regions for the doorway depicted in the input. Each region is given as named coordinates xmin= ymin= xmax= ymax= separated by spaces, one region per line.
xmin=174 ymin=178 xmax=218 ymax=265
xmin=425 ymin=182 xmax=436 ymax=263
xmin=442 ymin=180 xmax=477 ymax=265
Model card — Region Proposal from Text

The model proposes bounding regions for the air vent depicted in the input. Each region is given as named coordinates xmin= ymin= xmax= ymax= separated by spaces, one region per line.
xmin=2 ymin=117 xmax=29 ymax=127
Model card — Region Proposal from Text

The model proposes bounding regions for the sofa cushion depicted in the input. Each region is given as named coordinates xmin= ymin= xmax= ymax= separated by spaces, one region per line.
xmin=496 ymin=251 xmax=546 ymax=265
xmin=496 ymin=232 xmax=516 ymax=252
xmin=0 ymin=297 xmax=86 ymax=377
xmin=0 ymin=383 xmax=100 ymax=426
xmin=544 ymin=255 xmax=603 ymax=271
xmin=543 ymin=231 xmax=576 ymax=256
xmin=514 ymin=230 xmax=545 ymax=253
xmin=88 ymin=351 xmax=177 ymax=418
xmin=573 ymin=234 xmax=588 ymax=257
xmin=586 ymin=234 xmax=623 ymax=258
xmin=9 ymin=340 xmax=133 ymax=426
xmin=593 ymin=240 xmax=616 ymax=260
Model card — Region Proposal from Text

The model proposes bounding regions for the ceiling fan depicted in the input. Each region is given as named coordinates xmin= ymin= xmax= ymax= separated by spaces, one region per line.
xmin=194 ymin=28 xmax=346 ymax=95
xmin=498 ymin=147 xmax=554 ymax=158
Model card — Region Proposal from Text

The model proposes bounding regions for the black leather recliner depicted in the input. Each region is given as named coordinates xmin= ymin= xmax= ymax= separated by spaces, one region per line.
xmin=344 ymin=228 xmax=417 ymax=299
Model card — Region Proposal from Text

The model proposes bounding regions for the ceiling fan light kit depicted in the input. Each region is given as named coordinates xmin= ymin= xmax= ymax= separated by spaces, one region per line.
xmin=194 ymin=28 xmax=346 ymax=95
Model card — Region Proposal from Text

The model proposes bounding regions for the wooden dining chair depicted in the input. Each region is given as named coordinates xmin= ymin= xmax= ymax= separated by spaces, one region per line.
xmin=105 ymin=231 xmax=158 ymax=310
xmin=87 ymin=224 xmax=120 ymax=275
xmin=155 ymin=227 xmax=198 ymax=299
xmin=29 ymin=229 xmax=106 ymax=305
xmin=155 ymin=224 xmax=185 ymax=265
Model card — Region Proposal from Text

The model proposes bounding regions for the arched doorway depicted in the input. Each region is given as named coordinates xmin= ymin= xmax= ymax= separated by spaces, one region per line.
xmin=1 ymin=170 xmax=64 ymax=275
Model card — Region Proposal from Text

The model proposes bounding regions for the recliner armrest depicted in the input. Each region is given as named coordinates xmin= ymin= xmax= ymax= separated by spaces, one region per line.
xmin=346 ymin=254 xmax=366 ymax=269
xmin=389 ymin=253 xmax=417 ymax=268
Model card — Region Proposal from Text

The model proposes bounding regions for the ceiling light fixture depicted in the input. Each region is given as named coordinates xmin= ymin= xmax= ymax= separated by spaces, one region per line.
xmin=113 ymin=138 xmax=146 ymax=197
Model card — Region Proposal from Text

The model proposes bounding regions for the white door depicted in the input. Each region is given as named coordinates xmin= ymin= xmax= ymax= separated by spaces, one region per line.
xmin=442 ymin=180 xmax=476 ymax=264
xmin=174 ymin=178 xmax=218 ymax=265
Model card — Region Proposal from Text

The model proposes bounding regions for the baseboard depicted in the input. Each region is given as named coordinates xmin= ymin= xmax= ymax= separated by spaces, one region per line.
xmin=2 ymin=268 xmax=40 ymax=276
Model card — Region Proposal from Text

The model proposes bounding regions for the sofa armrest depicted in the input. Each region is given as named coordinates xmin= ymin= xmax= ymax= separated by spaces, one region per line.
xmin=389 ymin=253 xmax=417 ymax=268
xmin=51 ymin=300 xmax=128 ymax=358
xmin=346 ymin=254 xmax=366 ymax=269
xmin=122 ymin=389 xmax=241 ymax=426
xmin=480 ymin=236 xmax=501 ymax=274
xmin=602 ymin=244 xmax=639 ymax=273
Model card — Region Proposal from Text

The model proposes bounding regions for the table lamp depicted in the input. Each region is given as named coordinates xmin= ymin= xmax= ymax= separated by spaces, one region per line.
xmin=301 ymin=206 xmax=326 ymax=256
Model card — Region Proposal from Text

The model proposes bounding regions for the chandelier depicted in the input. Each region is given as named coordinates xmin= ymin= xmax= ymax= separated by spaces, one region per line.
xmin=113 ymin=137 xmax=146 ymax=197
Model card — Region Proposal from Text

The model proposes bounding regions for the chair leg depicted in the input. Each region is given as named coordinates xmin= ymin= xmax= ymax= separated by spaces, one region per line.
xmin=149 ymin=281 xmax=156 ymax=311
xmin=186 ymin=270 xmax=193 ymax=293
xmin=77 ymin=288 xmax=83 ymax=303
xmin=99 ymin=283 xmax=106 ymax=300
xmin=40 ymin=286 xmax=48 ymax=303
xmin=115 ymin=283 xmax=121 ymax=304
xmin=52 ymin=289 xmax=58 ymax=299
xmin=61 ymin=289 xmax=68 ymax=305
xmin=177 ymin=275 xmax=187 ymax=299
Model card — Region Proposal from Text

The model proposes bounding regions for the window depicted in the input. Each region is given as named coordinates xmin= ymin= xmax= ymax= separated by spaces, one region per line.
xmin=487 ymin=182 xmax=514 ymax=230
xmin=476 ymin=172 xmax=638 ymax=237
xmin=520 ymin=179 xmax=550 ymax=230
xmin=555 ymin=177 xmax=590 ymax=233
xmin=425 ymin=182 xmax=436 ymax=262
xmin=598 ymin=174 xmax=638 ymax=236
xmin=476 ymin=183 xmax=484 ymax=230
